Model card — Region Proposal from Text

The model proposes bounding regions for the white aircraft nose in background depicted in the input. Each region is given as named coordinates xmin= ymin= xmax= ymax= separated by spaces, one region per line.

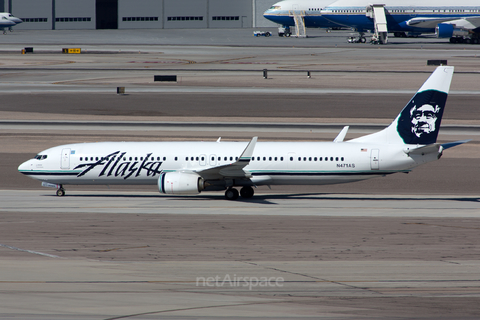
xmin=0 ymin=15 xmax=15 ymax=27
xmin=6 ymin=13 xmax=23 ymax=24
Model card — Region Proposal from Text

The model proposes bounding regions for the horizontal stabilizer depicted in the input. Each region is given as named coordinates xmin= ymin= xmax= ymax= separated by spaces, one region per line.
xmin=404 ymin=144 xmax=442 ymax=156
xmin=441 ymin=139 xmax=471 ymax=150
xmin=405 ymin=139 xmax=470 ymax=156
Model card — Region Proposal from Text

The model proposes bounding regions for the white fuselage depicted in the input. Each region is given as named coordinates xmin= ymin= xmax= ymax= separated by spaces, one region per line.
xmin=18 ymin=140 xmax=430 ymax=188
xmin=0 ymin=13 xmax=22 ymax=25
xmin=264 ymin=0 xmax=480 ymax=34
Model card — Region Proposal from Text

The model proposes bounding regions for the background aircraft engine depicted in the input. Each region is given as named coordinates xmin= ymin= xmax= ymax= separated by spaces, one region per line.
xmin=436 ymin=24 xmax=469 ymax=38
xmin=158 ymin=172 xmax=205 ymax=195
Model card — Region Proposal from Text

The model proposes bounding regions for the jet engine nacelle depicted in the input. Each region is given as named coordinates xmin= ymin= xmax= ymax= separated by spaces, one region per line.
xmin=158 ymin=172 xmax=205 ymax=195
xmin=436 ymin=23 xmax=469 ymax=38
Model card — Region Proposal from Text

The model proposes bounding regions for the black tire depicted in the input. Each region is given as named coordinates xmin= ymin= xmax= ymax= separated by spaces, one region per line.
xmin=225 ymin=188 xmax=239 ymax=200
xmin=240 ymin=186 xmax=254 ymax=199
xmin=56 ymin=188 xmax=65 ymax=197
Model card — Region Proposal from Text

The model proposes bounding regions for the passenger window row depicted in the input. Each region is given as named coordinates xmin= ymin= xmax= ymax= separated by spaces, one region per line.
xmin=294 ymin=156 xmax=345 ymax=162
xmin=78 ymin=155 xmax=345 ymax=163
xmin=184 ymin=156 xmax=239 ymax=161
xmin=80 ymin=156 xmax=166 ymax=162
xmin=251 ymin=156 xmax=283 ymax=161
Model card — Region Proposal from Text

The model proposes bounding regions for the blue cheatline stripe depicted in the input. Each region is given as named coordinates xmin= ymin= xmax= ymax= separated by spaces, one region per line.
xmin=19 ymin=171 xmax=80 ymax=176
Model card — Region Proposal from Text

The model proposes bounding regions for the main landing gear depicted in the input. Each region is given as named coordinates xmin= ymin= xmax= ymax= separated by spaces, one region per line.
xmin=225 ymin=186 xmax=254 ymax=200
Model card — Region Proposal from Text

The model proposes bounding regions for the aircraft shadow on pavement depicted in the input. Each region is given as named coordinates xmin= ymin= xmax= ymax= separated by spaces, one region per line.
xmin=49 ymin=192 xmax=480 ymax=205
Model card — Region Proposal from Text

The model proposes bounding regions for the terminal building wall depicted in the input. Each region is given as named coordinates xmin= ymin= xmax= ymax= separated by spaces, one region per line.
xmin=164 ymin=0 xmax=208 ymax=29
xmin=55 ymin=0 xmax=95 ymax=30
xmin=5 ymin=0 xmax=276 ymax=30
xmin=9 ymin=0 xmax=52 ymax=30
xmin=118 ymin=0 xmax=163 ymax=29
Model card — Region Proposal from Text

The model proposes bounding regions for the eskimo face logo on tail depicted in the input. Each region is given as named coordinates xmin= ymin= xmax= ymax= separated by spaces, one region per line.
xmin=410 ymin=104 xmax=440 ymax=138
xmin=397 ymin=90 xmax=447 ymax=145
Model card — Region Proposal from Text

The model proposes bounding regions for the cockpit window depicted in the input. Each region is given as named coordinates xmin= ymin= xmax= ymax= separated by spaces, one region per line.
xmin=34 ymin=154 xmax=48 ymax=160
xmin=270 ymin=5 xmax=281 ymax=10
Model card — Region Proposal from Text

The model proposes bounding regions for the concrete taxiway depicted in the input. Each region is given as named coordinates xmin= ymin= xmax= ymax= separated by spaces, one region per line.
xmin=1 ymin=190 xmax=480 ymax=319
xmin=1 ymin=29 xmax=480 ymax=319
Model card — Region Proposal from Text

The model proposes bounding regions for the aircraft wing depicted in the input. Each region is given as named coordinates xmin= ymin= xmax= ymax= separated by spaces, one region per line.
xmin=406 ymin=16 xmax=480 ymax=29
xmin=195 ymin=136 xmax=258 ymax=180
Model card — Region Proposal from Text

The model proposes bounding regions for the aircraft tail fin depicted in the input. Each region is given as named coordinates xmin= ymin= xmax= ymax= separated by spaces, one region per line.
xmin=351 ymin=66 xmax=454 ymax=145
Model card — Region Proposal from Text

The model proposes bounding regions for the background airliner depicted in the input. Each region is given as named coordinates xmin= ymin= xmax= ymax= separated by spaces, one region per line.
xmin=263 ymin=0 xmax=342 ymax=36
xmin=322 ymin=0 xmax=480 ymax=43
xmin=264 ymin=0 xmax=480 ymax=43
xmin=18 ymin=66 xmax=468 ymax=200
xmin=0 ymin=13 xmax=22 ymax=33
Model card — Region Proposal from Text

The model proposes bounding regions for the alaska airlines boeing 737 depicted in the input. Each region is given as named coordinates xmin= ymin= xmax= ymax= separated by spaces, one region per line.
xmin=18 ymin=66 xmax=469 ymax=200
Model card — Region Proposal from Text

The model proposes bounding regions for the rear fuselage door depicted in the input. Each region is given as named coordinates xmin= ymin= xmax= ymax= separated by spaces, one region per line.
xmin=370 ymin=149 xmax=379 ymax=170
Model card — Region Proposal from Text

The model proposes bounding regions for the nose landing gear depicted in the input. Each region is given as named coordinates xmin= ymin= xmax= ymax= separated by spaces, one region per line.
xmin=56 ymin=186 xmax=65 ymax=197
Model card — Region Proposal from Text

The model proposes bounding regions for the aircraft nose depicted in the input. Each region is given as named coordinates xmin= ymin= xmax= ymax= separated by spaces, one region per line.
xmin=12 ymin=18 xmax=22 ymax=24
xmin=18 ymin=160 xmax=33 ymax=174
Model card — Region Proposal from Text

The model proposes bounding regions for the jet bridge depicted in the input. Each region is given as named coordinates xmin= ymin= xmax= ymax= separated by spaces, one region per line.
xmin=366 ymin=4 xmax=388 ymax=44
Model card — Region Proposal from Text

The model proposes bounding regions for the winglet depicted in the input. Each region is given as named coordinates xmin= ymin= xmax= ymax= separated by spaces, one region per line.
xmin=239 ymin=136 xmax=258 ymax=162
xmin=334 ymin=126 xmax=349 ymax=143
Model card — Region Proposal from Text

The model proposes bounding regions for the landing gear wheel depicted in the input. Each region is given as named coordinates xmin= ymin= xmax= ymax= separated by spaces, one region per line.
xmin=225 ymin=188 xmax=239 ymax=200
xmin=240 ymin=186 xmax=254 ymax=199
xmin=359 ymin=37 xmax=366 ymax=43
xmin=56 ymin=188 xmax=65 ymax=197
